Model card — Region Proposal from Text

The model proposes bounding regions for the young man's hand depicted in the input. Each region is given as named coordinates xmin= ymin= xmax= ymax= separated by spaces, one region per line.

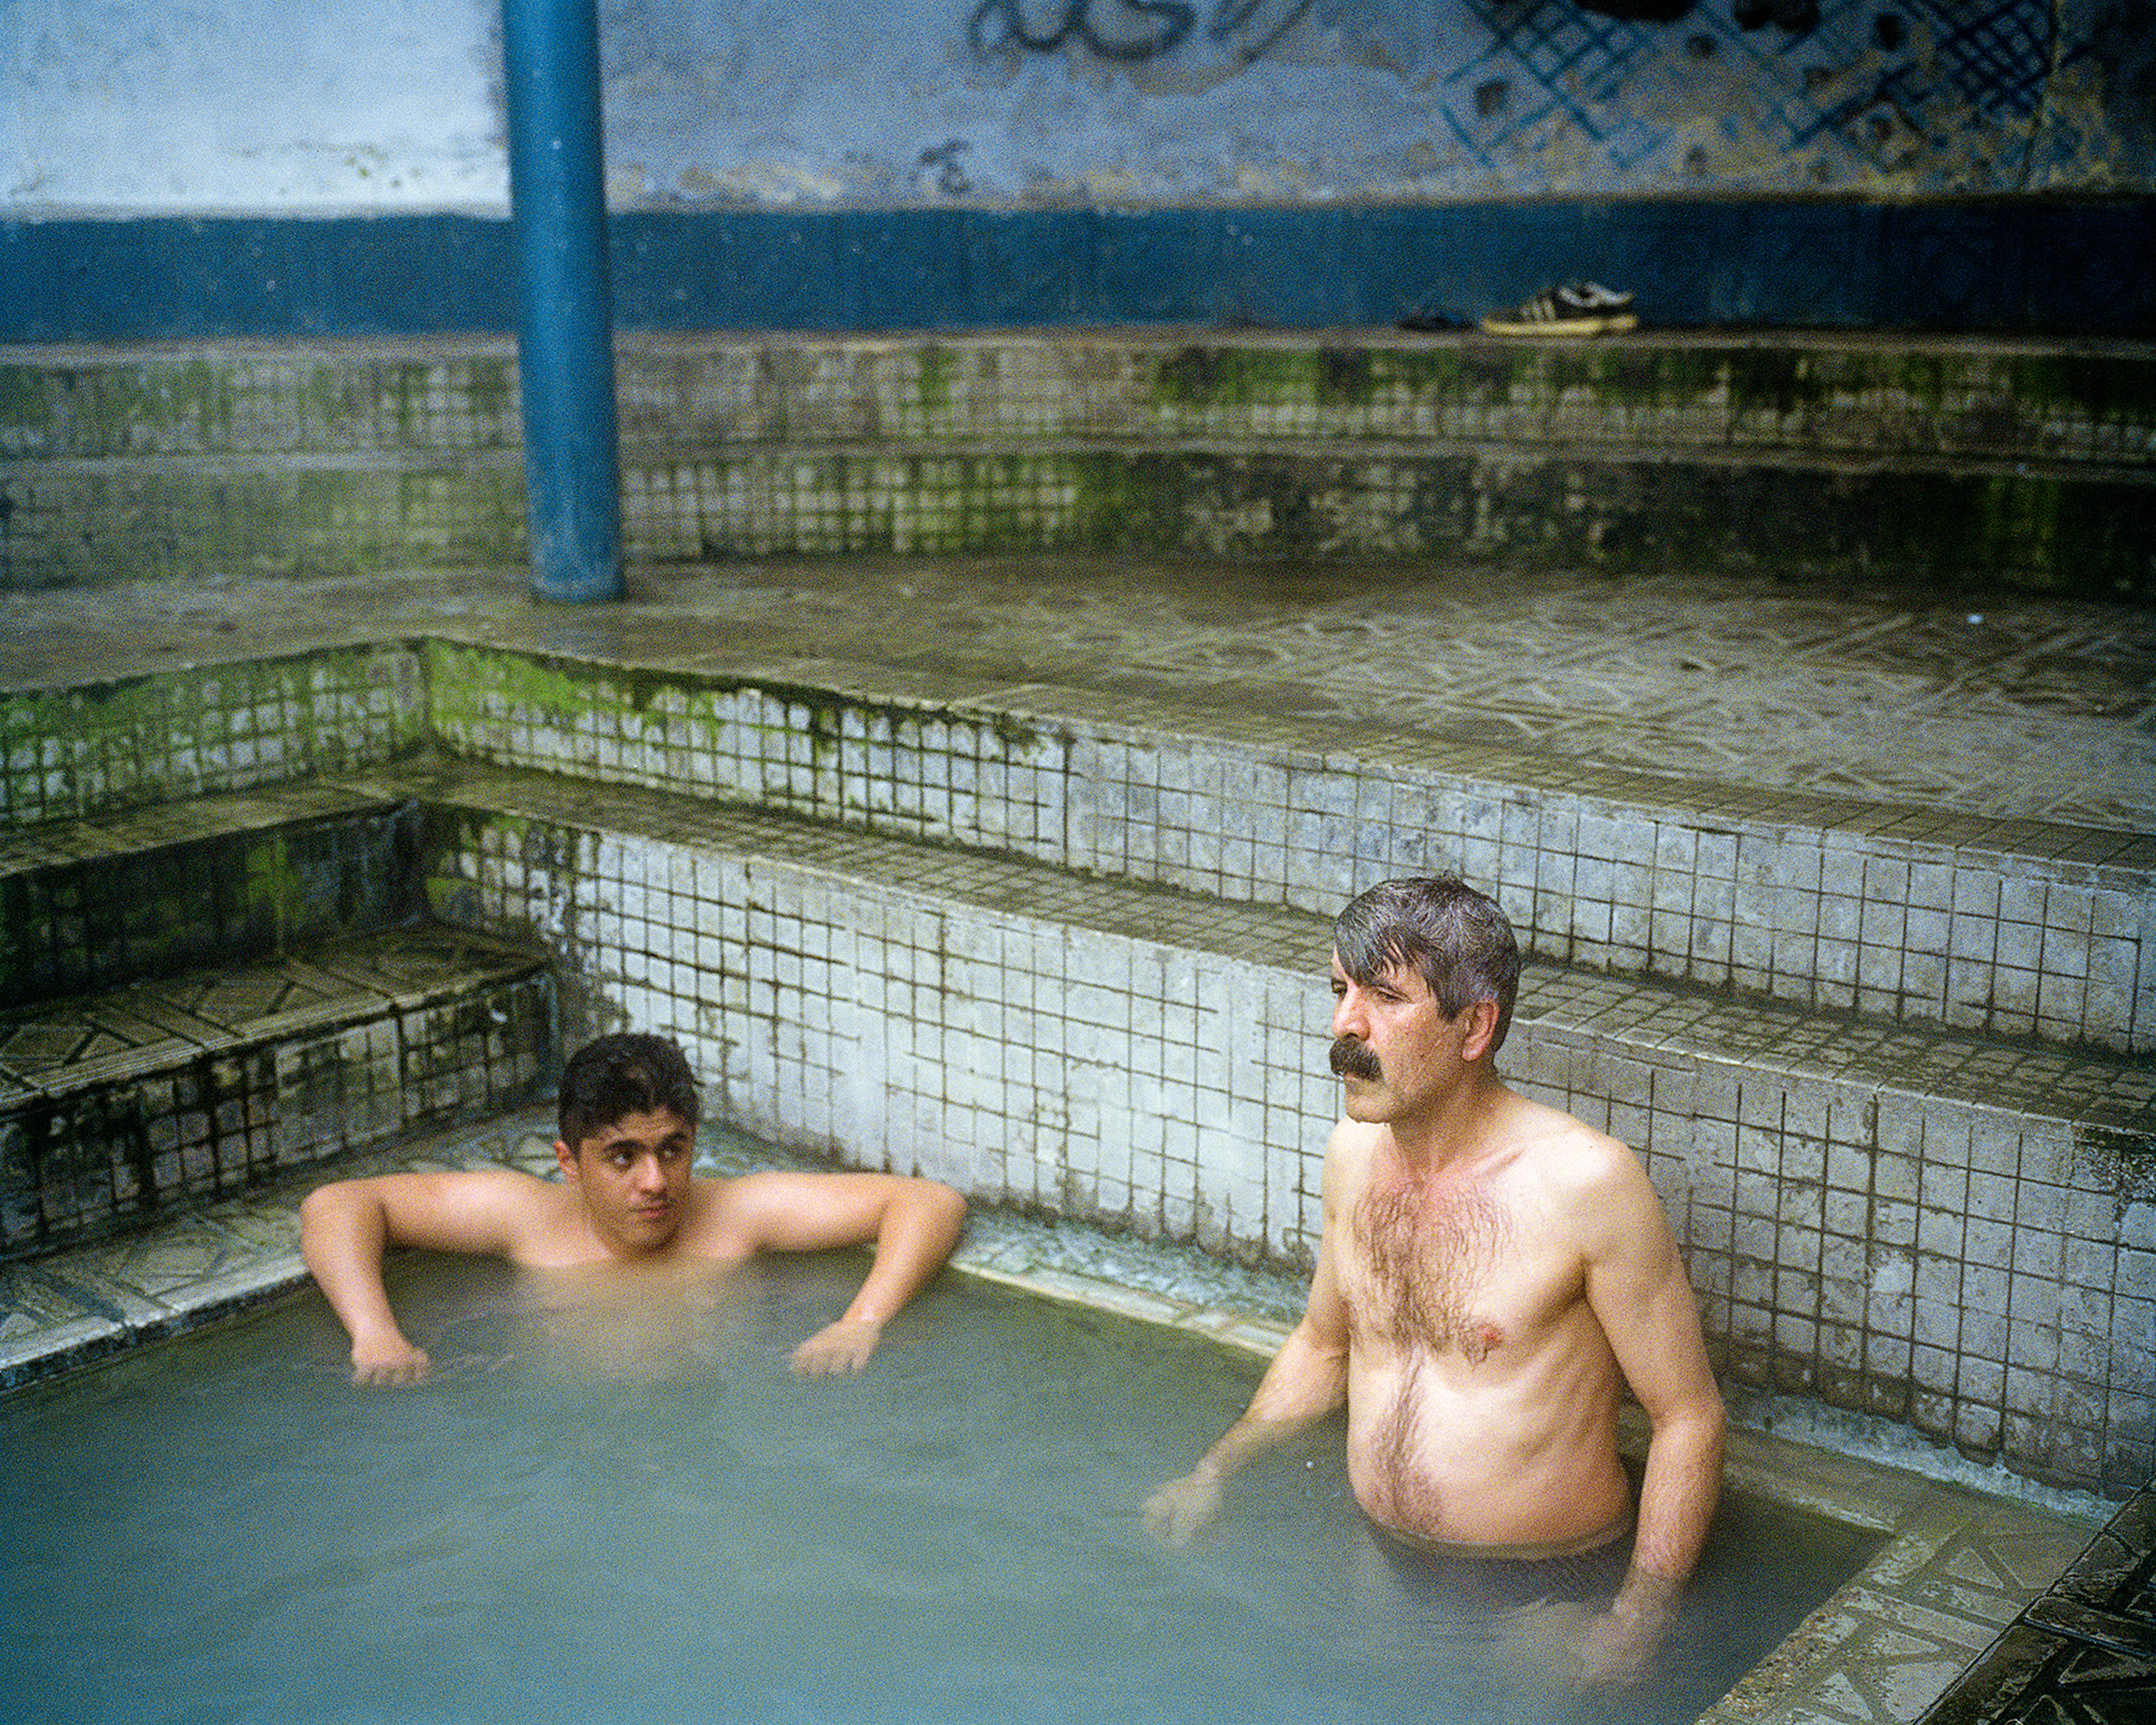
xmin=350 ymin=1331 xmax=431 ymax=1386
xmin=788 ymin=1317 xmax=885 ymax=1376
xmin=1144 ymin=1471 xmax=1225 ymax=1545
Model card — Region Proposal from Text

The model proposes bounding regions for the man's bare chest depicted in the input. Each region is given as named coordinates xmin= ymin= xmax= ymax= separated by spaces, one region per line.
xmin=1338 ymin=1175 xmax=1574 ymax=1363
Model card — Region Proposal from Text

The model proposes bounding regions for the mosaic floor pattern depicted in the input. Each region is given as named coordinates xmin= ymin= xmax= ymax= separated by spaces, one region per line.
xmin=4 ymin=557 xmax=2151 ymax=834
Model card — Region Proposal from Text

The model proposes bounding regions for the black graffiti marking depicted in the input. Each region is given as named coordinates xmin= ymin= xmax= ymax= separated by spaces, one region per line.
xmin=968 ymin=0 xmax=1323 ymax=66
xmin=1204 ymin=0 xmax=1322 ymax=64
xmin=969 ymin=0 xmax=1196 ymax=61
xmin=918 ymin=139 xmax=974 ymax=194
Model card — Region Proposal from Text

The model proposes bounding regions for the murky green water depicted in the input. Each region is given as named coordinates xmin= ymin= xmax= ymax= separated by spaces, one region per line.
xmin=2 ymin=1252 xmax=1876 ymax=1724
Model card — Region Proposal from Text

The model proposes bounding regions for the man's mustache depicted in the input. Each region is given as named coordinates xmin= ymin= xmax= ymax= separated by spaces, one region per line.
xmin=1329 ymin=1036 xmax=1381 ymax=1080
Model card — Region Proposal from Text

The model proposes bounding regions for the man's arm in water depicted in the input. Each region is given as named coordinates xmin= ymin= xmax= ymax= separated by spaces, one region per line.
xmin=299 ymin=1170 xmax=540 ymax=1384
xmin=726 ymin=1171 xmax=968 ymax=1374
xmin=1146 ymin=1129 xmax=1353 ymax=1542
xmin=1575 ymin=1145 xmax=1727 ymax=1684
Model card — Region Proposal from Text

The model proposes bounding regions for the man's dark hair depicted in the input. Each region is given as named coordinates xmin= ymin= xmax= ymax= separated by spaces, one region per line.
xmin=1333 ymin=876 xmax=1521 ymax=1053
xmin=557 ymin=1032 xmax=701 ymax=1149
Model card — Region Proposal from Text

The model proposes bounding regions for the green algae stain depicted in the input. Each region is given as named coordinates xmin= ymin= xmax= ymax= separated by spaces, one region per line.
xmin=0 ymin=367 xmax=57 ymax=452
xmin=467 ymin=358 xmax=512 ymax=441
xmin=1 ymin=646 xmax=424 ymax=819
xmin=240 ymin=831 xmax=308 ymax=950
xmin=306 ymin=363 xmax=349 ymax=427
xmin=74 ymin=360 xmax=240 ymax=454
xmin=1156 ymin=346 xmax=1314 ymax=409
xmin=918 ymin=345 xmax=955 ymax=420
xmin=169 ymin=359 xmax=235 ymax=442
xmin=1152 ymin=346 xmax=1224 ymax=405
xmin=1641 ymin=348 xmax=1727 ymax=404
xmin=1722 ymin=349 xmax=1829 ymax=420
xmin=387 ymin=363 xmax=434 ymax=443
xmin=1316 ymin=348 xmax=1375 ymax=406
xmin=2005 ymin=353 xmax=2156 ymax=423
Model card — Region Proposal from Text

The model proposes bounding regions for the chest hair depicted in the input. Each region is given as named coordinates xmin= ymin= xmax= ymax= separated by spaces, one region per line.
xmin=1349 ymin=1175 xmax=1513 ymax=1359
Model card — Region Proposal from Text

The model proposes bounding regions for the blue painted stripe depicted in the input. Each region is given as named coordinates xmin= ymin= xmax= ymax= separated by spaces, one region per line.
xmin=3 ymin=198 xmax=2150 ymax=341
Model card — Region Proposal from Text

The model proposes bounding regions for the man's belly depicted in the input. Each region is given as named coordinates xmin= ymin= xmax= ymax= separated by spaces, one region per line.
xmin=1344 ymin=1359 xmax=1632 ymax=1549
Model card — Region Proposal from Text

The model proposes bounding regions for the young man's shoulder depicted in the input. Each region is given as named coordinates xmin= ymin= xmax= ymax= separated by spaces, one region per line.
xmin=462 ymin=1162 xmax=582 ymax=1225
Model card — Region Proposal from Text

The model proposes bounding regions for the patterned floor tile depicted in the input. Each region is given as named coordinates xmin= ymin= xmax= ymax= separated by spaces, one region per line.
xmin=5 ymin=560 xmax=2149 ymax=833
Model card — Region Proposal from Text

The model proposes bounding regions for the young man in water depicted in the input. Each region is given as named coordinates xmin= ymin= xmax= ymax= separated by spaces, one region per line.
xmin=301 ymin=1032 xmax=967 ymax=1383
xmin=1147 ymin=877 xmax=1725 ymax=1684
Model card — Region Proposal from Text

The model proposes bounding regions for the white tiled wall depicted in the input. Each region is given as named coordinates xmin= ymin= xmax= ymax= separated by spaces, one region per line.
xmin=429 ymin=645 xmax=2155 ymax=1053
xmin=432 ymin=783 xmax=2153 ymax=1496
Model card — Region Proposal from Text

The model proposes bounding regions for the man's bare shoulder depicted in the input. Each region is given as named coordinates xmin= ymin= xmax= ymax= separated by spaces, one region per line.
xmin=1492 ymin=1092 xmax=1671 ymax=1256
xmin=1498 ymin=1093 xmax=1651 ymax=1197
xmin=671 ymin=1170 xmax=866 ymax=1256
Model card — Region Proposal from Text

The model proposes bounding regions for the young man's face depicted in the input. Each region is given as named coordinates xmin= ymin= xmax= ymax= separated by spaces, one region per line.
xmin=1327 ymin=950 xmax=1482 ymax=1126
xmin=555 ymin=1107 xmax=696 ymax=1255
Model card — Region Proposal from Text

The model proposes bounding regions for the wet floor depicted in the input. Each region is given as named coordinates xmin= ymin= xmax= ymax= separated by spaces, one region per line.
xmin=4 ymin=555 xmax=2152 ymax=833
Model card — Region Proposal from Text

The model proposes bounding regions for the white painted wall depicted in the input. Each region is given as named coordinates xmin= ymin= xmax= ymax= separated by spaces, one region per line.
xmin=5 ymin=0 xmax=2149 ymax=216
xmin=5 ymin=0 xmax=505 ymax=212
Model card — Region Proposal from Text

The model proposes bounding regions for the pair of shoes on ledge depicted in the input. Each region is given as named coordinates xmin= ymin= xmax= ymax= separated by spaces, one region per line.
xmin=1479 ymin=281 xmax=1639 ymax=336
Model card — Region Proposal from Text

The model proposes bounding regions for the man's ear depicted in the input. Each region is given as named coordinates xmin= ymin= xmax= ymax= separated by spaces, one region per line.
xmin=554 ymin=1138 xmax=580 ymax=1182
xmin=1459 ymin=997 xmax=1501 ymax=1063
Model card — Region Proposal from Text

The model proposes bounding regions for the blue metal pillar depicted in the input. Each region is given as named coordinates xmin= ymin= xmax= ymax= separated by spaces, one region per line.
xmin=502 ymin=0 xmax=624 ymax=603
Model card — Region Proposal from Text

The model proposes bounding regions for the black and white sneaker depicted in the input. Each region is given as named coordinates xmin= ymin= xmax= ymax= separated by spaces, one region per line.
xmin=1479 ymin=281 xmax=1639 ymax=336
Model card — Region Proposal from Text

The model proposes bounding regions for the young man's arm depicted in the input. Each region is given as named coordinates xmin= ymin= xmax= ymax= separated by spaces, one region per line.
xmin=298 ymin=1170 xmax=536 ymax=1384
xmin=726 ymin=1171 xmax=968 ymax=1374
xmin=1576 ymin=1145 xmax=1727 ymax=1684
xmin=1145 ymin=1130 xmax=1353 ymax=1543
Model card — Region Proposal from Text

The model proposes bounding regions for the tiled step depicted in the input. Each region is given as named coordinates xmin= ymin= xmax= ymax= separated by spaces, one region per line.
xmin=16 ymin=447 xmax=2143 ymax=593
xmin=12 ymin=443 xmax=2147 ymax=595
xmin=392 ymin=756 xmax=2153 ymax=1496
xmin=0 ymin=782 xmax=422 ymax=1006
xmin=421 ymin=643 xmax=2155 ymax=1057
xmin=0 ymin=925 xmax=554 ymax=1260
xmin=6 ymin=637 xmax=2145 ymax=1054
xmin=11 ymin=333 xmax=2150 ymax=467
xmin=5 ymin=334 xmax=2149 ymax=593
xmin=0 ymin=638 xmax=423 ymax=828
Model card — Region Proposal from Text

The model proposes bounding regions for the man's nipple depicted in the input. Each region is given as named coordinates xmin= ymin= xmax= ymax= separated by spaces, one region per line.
xmin=1459 ymin=1320 xmax=1504 ymax=1364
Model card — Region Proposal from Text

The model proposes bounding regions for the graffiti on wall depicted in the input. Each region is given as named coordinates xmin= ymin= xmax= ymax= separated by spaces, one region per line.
xmin=967 ymin=0 xmax=1345 ymax=66
xmin=574 ymin=0 xmax=2138 ymax=211
xmin=9 ymin=0 xmax=2142 ymax=216
xmin=956 ymin=0 xmax=2084 ymax=193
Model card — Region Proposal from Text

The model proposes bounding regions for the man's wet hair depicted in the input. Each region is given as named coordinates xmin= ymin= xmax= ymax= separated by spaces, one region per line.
xmin=1333 ymin=876 xmax=1520 ymax=1053
xmin=557 ymin=1032 xmax=701 ymax=1149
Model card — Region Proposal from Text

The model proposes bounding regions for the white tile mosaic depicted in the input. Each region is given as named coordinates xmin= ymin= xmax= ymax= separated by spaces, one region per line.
xmin=398 ymin=756 xmax=2156 ymax=1496
xmin=413 ymin=645 xmax=2154 ymax=1055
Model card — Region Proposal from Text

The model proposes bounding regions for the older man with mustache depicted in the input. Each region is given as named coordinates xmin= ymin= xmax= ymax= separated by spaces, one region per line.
xmin=1148 ymin=877 xmax=1724 ymax=1685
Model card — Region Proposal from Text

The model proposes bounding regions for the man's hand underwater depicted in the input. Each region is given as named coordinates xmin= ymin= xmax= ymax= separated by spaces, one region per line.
xmin=1573 ymin=1584 xmax=1677 ymax=1687
xmin=789 ymin=1316 xmax=885 ymax=1376
xmin=349 ymin=1332 xmax=431 ymax=1386
xmin=1144 ymin=1471 xmax=1225 ymax=1545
